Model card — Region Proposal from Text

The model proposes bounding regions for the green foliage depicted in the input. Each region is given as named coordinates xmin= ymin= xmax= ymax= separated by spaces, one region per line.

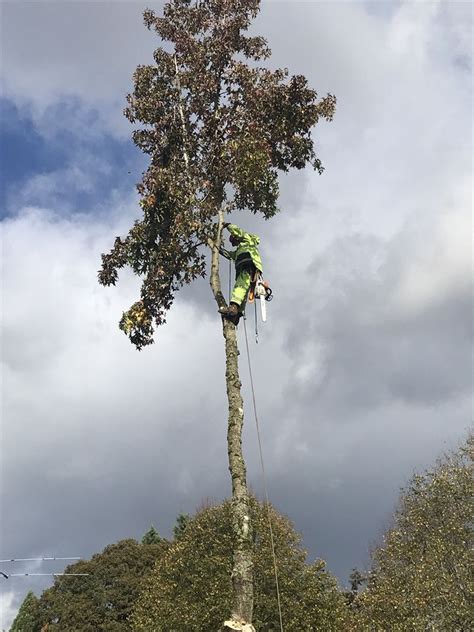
xmin=172 ymin=513 xmax=190 ymax=539
xmin=131 ymin=498 xmax=348 ymax=631
xmin=98 ymin=0 xmax=336 ymax=349
xmin=343 ymin=568 xmax=366 ymax=607
xmin=10 ymin=591 xmax=40 ymax=632
xmin=349 ymin=568 xmax=365 ymax=594
xmin=141 ymin=525 xmax=162 ymax=545
xmin=29 ymin=539 xmax=165 ymax=632
xmin=354 ymin=435 xmax=473 ymax=631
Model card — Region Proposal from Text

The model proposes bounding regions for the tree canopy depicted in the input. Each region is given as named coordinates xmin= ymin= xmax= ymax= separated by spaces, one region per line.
xmin=12 ymin=433 xmax=472 ymax=632
xmin=98 ymin=0 xmax=336 ymax=349
xmin=10 ymin=591 xmax=40 ymax=632
xmin=141 ymin=525 xmax=162 ymax=545
xmin=131 ymin=498 xmax=348 ymax=631
xmin=354 ymin=435 xmax=473 ymax=630
xmin=22 ymin=538 xmax=165 ymax=632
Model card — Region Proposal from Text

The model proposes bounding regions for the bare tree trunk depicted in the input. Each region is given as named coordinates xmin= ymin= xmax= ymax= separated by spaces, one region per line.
xmin=209 ymin=213 xmax=255 ymax=632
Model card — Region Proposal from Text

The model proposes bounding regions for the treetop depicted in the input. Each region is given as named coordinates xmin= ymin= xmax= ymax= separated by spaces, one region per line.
xmin=99 ymin=0 xmax=336 ymax=348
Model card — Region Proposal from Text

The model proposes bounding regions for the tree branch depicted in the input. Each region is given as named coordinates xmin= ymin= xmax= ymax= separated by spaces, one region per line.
xmin=208 ymin=208 xmax=227 ymax=309
xmin=174 ymin=55 xmax=191 ymax=173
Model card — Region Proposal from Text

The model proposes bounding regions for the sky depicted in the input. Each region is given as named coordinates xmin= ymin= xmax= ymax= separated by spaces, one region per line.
xmin=1 ymin=0 xmax=472 ymax=627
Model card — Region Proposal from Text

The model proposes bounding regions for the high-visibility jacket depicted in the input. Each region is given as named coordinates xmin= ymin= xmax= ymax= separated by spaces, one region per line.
xmin=221 ymin=224 xmax=263 ymax=274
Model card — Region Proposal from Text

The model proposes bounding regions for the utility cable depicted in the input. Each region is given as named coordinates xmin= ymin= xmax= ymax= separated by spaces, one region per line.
xmin=2 ymin=573 xmax=89 ymax=579
xmin=242 ymin=317 xmax=284 ymax=632
xmin=0 ymin=557 xmax=81 ymax=563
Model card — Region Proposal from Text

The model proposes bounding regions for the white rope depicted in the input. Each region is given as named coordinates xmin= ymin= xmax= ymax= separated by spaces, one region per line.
xmin=242 ymin=318 xmax=284 ymax=632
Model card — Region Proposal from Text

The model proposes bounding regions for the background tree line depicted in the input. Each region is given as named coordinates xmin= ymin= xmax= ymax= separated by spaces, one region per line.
xmin=10 ymin=434 xmax=472 ymax=631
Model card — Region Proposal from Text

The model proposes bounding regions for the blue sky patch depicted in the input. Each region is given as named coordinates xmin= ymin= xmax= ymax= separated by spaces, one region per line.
xmin=1 ymin=97 xmax=147 ymax=218
xmin=1 ymin=98 xmax=67 ymax=193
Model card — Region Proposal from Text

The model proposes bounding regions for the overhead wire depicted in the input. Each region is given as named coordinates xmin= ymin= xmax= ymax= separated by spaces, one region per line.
xmin=0 ymin=557 xmax=81 ymax=563
xmin=2 ymin=573 xmax=89 ymax=579
xmin=0 ymin=557 xmax=89 ymax=579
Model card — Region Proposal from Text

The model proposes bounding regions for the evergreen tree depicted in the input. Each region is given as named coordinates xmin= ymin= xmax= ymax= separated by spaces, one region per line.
xmin=98 ymin=1 xmax=335 ymax=627
xmin=141 ymin=526 xmax=162 ymax=545
xmin=354 ymin=435 xmax=473 ymax=631
xmin=29 ymin=539 xmax=165 ymax=631
xmin=10 ymin=591 xmax=40 ymax=632
xmin=173 ymin=513 xmax=190 ymax=539
xmin=131 ymin=498 xmax=349 ymax=631
xmin=343 ymin=568 xmax=366 ymax=607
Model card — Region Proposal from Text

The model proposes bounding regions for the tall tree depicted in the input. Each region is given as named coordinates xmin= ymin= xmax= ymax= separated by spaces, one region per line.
xmin=141 ymin=525 xmax=162 ymax=545
xmin=354 ymin=435 xmax=473 ymax=630
xmin=10 ymin=591 xmax=40 ymax=632
xmin=25 ymin=539 xmax=165 ymax=631
xmin=98 ymin=1 xmax=336 ymax=627
xmin=131 ymin=498 xmax=349 ymax=631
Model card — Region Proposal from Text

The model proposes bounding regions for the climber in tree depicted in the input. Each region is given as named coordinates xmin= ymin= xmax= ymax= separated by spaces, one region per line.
xmin=219 ymin=223 xmax=263 ymax=322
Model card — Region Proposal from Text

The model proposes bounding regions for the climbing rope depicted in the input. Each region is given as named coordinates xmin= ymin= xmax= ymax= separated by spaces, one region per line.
xmin=242 ymin=317 xmax=284 ymax=632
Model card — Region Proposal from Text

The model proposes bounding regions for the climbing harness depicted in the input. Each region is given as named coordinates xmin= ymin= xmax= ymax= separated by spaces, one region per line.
xmin=248 ymin=271 xmax=273 ymax=323
xmin=242 ymin=318 xmax=284 ymax=632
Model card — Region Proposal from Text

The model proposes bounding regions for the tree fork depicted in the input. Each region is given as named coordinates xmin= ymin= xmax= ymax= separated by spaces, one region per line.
xmin=209 ymin=211 xmax=255 ymax=631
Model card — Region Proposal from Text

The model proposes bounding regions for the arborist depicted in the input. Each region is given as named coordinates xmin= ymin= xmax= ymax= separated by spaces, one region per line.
xmin=219 ymin=223 xmax=263 ymax=323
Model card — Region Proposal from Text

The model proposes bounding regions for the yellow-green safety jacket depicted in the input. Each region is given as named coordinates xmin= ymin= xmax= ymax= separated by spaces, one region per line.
xmin=220 ymin=224 xmax=263 ymax=274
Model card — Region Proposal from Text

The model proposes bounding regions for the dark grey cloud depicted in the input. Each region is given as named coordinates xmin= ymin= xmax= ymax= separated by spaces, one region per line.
xmin=288 ymin=232 xmax=472 ymax=416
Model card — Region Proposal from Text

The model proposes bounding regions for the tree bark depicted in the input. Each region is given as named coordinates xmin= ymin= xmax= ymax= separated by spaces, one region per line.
xmin=209 ymin=212 xmax=255 ymax=631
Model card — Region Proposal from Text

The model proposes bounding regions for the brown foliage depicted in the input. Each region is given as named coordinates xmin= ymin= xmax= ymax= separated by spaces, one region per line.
xmin=98 ymin=0 xmax=336 ymax=348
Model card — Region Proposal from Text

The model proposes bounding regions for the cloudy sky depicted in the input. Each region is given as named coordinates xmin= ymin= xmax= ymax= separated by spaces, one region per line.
xmin=1 ymin=0 xmax=472 ymax=627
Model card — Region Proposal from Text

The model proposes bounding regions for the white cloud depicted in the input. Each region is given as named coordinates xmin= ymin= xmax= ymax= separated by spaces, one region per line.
xmin=388 ymin=0 xmax=441 ymax=64
xmin=392 ymin=198 xmax=472 ymax=315
xmin=2 ymin=203 xmax=226 ymax=444
xmin=1 ymin=1 xmax=164 ymax=138
xmin=0 ymin=590 xmax=17 ymax=631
